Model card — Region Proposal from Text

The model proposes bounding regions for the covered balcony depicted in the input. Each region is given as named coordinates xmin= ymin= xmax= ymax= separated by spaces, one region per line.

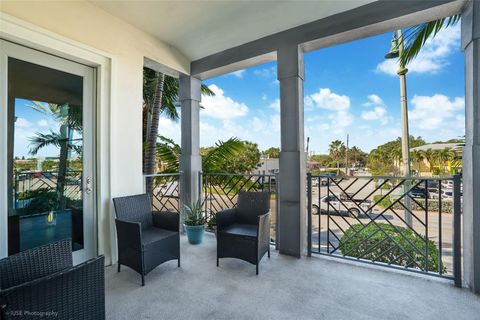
xmin=1 ymin=0 xmax=480 ymax=319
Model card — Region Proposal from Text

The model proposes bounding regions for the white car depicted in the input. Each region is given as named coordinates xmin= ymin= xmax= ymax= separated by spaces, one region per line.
xmin=312 ymin=194 xmax=373 ymax=218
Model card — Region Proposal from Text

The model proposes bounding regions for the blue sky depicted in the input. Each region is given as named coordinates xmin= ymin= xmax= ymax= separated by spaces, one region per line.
xmin=159 ymin=22 xmax=465 ymax=154
xmin=14 ymin=23 xmax=465 ymax=158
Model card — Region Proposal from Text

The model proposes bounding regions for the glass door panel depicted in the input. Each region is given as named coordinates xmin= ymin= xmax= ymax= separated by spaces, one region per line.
xmin=1 ymin=41 xmax=95 ymax=263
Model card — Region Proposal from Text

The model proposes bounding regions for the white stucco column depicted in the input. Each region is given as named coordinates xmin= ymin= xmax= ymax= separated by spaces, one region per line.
xmin=277 ymin=45 xmax=306 ymax=257
xmin=179 ymin=75 xmax=202 ymax=212
xmin=461 ymin=0 xmax=480 ymax=294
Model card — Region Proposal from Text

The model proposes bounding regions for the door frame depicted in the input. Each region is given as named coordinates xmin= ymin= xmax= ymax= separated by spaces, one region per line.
xmin=0 ymin=13 xmax=113 ymax=265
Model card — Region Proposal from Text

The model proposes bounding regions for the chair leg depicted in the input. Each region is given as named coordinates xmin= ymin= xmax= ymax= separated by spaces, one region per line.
xmin=268 ymin=247 xmax=271 ymax=259
xmin=141 ymin=274 xmax=145 ymax=286
xmin=256 ymin=264 xmax=259 ymax=275
xmin=117 ymin=263 xmax=121 ymax=272
xmin=178 ymin=258 xmax=181 ymax=268
xmin=217 ymin=257 xmax=219 ymax=267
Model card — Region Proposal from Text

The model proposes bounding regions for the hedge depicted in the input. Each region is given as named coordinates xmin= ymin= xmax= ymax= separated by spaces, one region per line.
xmin=339 ymin=223 xmax=445 ymax=273
xmin=373 ymin=195 xmax=453 ymax=214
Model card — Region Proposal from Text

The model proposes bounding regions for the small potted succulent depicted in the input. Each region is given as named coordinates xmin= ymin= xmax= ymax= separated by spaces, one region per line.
xmin=184 ymin=200 xmax=207 ymax=245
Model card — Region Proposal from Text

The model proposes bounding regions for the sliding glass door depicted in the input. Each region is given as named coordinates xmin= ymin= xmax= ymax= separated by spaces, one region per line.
xmin=0 ymin=40 xmax=96 ymax=264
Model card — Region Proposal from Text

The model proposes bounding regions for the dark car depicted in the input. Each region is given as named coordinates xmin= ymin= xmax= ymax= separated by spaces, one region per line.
xmin=409 ymin=187 xmax=428 ymax=198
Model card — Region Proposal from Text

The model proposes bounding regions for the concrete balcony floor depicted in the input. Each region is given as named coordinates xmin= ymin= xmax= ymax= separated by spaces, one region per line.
xmin=106 ymin=234 xmax=480 ymax=320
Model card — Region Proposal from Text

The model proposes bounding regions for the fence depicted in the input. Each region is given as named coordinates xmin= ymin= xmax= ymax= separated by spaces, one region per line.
xmin=144 ymin=173 xmax=181 ymax=213
xmin=201 ymin=173 xmax=277 ymax=242
xmin=307 ymin=173 xmax=462 ymax=286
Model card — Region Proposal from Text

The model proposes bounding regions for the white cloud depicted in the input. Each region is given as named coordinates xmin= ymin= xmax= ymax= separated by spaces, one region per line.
xmin=305 ymin=88 xmax=354 ymax=134
xmin=362 ymin=107 xmax=387 ymax=120
xmin=361 ymin=94 xmax=390 ymax=125
xmin=261 ymin=94 xmax=267 ymax=101
xmin=15 ymin=118 xmax=32 ymax=128
xmin=376 ymin=23 xmax=460 ymax=75
xmin=409 ymin=94 xmax=464 ymax=130
xmin=253 ymin=66 xmax=276 ymax=78
xmin=37 ymin=119 xmax=49 ymax=127
xmin=268 ymin=99 xmax=280 ymax=112
xmin=309 ymin=88 xmax=350 ymax=111
xmin=228 ymin=70 xmax=246 ymax=78
xmin=201 ymin=84 xmax=249 ymax=119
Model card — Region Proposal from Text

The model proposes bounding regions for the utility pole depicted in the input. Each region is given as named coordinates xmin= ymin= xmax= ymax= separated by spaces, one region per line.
xmin=345 ymin=134 xmax=349 ymax=176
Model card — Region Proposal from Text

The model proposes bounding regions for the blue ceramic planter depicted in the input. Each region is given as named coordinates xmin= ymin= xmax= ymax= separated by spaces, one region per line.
xmin=184 ymin=225 xmax=205 ymax=245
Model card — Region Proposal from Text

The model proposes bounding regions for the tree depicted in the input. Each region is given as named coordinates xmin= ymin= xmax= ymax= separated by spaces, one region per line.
xmin=435 ymin=148 xmax=456 ymax=176
xmin=142 ymin=68 xmax=214 ymax=193
xmin=349 ymin=146 xmax=368 ymax=168
xmin=263 ymin=147 xmax=280 ymax=159
xmin=156 ymin=136 xmax=245 ymax=174
xmin=28 ymin=101 xmax=83 ymax=209
xmin=367 ymin=136 xmax=426 ymax=176
xmin=329 ymin=140 xmax=345 ymax=174
xmin=223 ymin=141 xmax=261 ymax=174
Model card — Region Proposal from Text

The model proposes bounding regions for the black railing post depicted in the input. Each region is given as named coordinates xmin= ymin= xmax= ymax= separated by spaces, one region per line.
xmin=453 ymin=174 xmax=462 ymax=287
xmin=307 ymin=173 xmax=312 ymax=257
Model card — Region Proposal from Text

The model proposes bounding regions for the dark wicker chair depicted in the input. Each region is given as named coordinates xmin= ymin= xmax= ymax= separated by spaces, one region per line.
xmin=0 ymin=239 xmax=105 ymax=320
xmin=216 ymin=191 xmax=271 ymax=275
xmin=113 ymin=193 xmax=180 ymax=286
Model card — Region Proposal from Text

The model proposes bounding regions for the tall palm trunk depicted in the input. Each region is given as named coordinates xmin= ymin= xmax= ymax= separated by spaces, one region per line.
xmin=145 ymin=72 xmax=165 ymax=194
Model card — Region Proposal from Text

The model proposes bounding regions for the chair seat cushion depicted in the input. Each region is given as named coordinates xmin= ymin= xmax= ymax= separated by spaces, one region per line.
xmin=142 ymin=227 xmax=178 ymax=249
xmin=221 ymin=224 xmax=257 ymax=238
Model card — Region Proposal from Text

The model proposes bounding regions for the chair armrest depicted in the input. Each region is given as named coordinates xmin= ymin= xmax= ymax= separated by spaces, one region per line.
xmin=216 ymin=208 xmax=236 ymax=231
xmin=115 ymin=219 xmax=142 ymax=251
xmin=257 ymin=213 xmax=271 ymax=243
xmin=0 ymin=256 xmax=105 ymax=320
xmin=152 ymin=211 xmax=179 ymax=232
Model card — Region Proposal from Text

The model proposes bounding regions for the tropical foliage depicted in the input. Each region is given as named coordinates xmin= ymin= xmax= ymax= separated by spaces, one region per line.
xmin=156 ymin=136 xmax=261 ymax=174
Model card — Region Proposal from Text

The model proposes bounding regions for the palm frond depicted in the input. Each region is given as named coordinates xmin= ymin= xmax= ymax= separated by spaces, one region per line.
xmin=29 ymin=130 xmax=63 ymax=155
xmin=400 ymin=15 xmax=460 ymax=67
xmin=203 ymin=137 xmax=244 ymax=173
xmin=156 ymin=135 xmax=181 ymax=173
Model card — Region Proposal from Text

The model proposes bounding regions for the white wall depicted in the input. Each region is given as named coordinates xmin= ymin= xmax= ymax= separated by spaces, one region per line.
xmin=0 ymin=1 xmax=190 ymax=264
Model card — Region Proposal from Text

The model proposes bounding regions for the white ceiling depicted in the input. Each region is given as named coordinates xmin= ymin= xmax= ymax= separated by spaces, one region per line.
xmin=90 ymin=0 xmax=375 ymax=61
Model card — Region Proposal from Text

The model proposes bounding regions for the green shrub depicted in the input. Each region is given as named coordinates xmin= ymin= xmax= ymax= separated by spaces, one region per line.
xmin=23 ymin=188 xmax=59 ymax=215
xmin=340 ymin=223 xmax=445 ymax=273
xmin=373 ymin=195 xmax=393 ymax=208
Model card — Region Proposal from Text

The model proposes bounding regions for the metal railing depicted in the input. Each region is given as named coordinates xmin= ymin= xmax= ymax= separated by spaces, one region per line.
xmin=144 ymin=173 xmax=181 ymax=213
xmin=14 ymin=170 xmax=83 ymax=208
xmin=307 ymin=173 xmax=462 ymax=285
xmin=201 ymin=172 xmax=277 ymax=242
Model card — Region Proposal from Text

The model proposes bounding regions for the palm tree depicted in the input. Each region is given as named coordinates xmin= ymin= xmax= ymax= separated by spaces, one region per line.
xmin=156 ymin=136 xmax=245 ymax=173
xmin=436 ymin=148 xmax=456 ymax=176
xmin=328 ymin=140 xmax=345 ymax=175
xmin=399 ymin=15 xmax=460 ymax=67
xmin=143 ymin=68 xmax=214 ymax=193
xmin=420 ymin=148 xmax=435 ymax=174
xmin=410 ymin=150 xmax=424 ymax=176
xmin=28 ymin=101 xmax=83 ymax=209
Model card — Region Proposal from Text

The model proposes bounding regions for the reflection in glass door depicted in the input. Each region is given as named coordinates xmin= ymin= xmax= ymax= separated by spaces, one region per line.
xmin=0 ymin=41 xmax=95 ymax=263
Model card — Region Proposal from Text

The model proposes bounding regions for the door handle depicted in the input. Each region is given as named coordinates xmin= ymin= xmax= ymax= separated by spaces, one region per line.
xmin=85 ymin=176 xmax=93 ymax=194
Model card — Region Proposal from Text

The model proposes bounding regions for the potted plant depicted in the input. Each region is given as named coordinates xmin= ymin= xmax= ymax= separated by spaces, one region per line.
xmin=184 ymin=200 xmax=206 ymax=245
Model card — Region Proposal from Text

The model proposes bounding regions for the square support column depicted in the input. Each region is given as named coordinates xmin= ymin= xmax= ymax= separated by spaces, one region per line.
xmin=461 ymin=0 xmax=480 ymax=294
xmin=179 ymin=75 xmax=202 ymax=213
xmin=277 ymin=45 xmax=306 ymax=257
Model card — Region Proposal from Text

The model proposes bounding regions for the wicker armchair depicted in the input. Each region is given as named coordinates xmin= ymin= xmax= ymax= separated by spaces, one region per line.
xmin=0 ymin=239 xmax=105 ymax=320
xmin=113 ymin=193 xmax=180 ymax=286
xmin=216 ymin=191 xmax=271 ymax=275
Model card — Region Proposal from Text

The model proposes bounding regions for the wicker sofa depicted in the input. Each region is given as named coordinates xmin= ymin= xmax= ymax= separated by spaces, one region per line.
xmin=0 ymin=239 xmax=105 ymax=320
xmin=216 ymin=191 xmax=271 ymax=274
xmin=113 ymin=193 xmax=180 ymax=286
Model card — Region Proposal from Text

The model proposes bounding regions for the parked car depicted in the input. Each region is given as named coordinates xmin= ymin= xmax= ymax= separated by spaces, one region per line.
xmin=409 ymin=187 xmax=429 ymax=198
xmin=312 ymin=194 xmax=372 ymax=218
